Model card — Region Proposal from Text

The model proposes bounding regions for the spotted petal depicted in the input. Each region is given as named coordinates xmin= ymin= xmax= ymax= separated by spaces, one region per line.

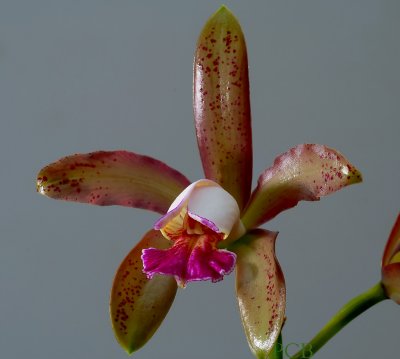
xmin=241 ymin=144 xmax=362 ymax=229
xmin=110 ymin=230 xmax=177 ymax=354
xmin=194 ymin=6 xmax=252 ymax=211
xmin=232 ymin=229 xmax=286 ymax=358
xmin=37 ymin=151 xmax=190 ymax=214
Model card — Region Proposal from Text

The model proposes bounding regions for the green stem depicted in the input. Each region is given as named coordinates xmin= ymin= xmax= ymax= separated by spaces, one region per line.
xmin=267 ymin=332 xmax=283 ymax=359
xmin=291 ymin=282 xmax=387 ymax=359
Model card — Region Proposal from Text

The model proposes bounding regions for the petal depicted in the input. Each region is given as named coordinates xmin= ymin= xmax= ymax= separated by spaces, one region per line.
xmin=110 ymin=230 xmax=177 ymax=354
xmin=142 ymin=236 xmax=236 ymax=287
xmin=232 ymin=229 xmax=286 ymax=358
xmin=155 ymin=179 xmax=244 ymax=240
xmin=193 ymin=6 xmax=252 ymax=211
xmin=382 ymin=213 xmax=400 ymax=266
xmin=241 ymin=144 xmax=362 ymax=229
xmin=382 ymin=263 xmax=400 ymax=304
xmin=37 ymin=151 xmax=190 ymax=214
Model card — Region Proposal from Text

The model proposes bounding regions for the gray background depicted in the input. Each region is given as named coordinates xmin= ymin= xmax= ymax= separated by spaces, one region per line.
xmin=1 ymin=1 xmax=399 ymax=358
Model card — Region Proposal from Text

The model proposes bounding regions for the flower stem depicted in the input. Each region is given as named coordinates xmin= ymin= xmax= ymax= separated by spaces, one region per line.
xmin=291 ymin=282 xmax=387 ymax=359
xmin=267 ymin=333 xmax=283 ymax=359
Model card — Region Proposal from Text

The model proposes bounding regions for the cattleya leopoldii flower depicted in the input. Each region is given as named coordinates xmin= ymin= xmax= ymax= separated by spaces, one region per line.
xmin=36 ymin=6 xmax=362 ymax=358
xmin=381 ymin=214 xmax=400 ymax=304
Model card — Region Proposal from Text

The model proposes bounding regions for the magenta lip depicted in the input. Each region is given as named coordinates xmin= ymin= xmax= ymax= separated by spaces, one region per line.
xmin=141 ymin=245 xmax=237 ymax=285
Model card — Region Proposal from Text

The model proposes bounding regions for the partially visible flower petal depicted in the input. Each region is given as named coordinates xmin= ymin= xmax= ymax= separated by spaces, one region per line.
xmin=233 ymin=229 xmax=286 ymax=358
xmin=381 ymin=214 xmax=400 ymax=304
xmin=155 ymin=179 xmax=244 ymax=240
xmin=382 ymin=263 xmax=400 ymax=304
xmin=382 ymin=213 xmax=400 ymax=266
xmin=142 ymin=235 xmax=236 ymax=287
xmin=110 ymin=230 xmax=177 ymax=354
xmin=37 ymin=151 xmax=190 ymax=214
xmin=241 ymin=144 xmax=362 ymax=229
xmin=194 ymin=6 xmax=252 ymax=211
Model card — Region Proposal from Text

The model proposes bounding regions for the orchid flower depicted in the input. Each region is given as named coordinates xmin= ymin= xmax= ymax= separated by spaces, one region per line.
xmin=36 ymin=6 xmax=362 ymax=358
xmin=381 ymin=214 xmax=400 ymax=304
